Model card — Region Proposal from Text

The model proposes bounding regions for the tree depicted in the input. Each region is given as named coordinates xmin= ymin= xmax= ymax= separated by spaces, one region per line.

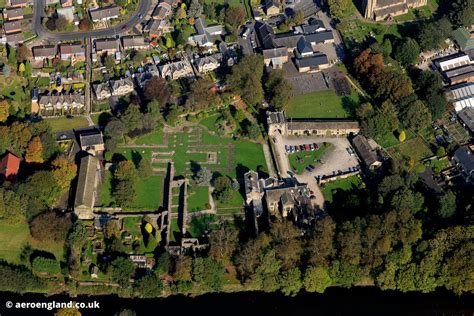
xmin=145 ymin=99 xmax=163 ymax=121
xmin=173 ymin=255 xmax=193 ymax=281
xmin=279 ymin=267 xmax=302 ymax=296
xmin=176 ymin=6 xmax=187 ymax=20
xmin=394 ymin=38 xmax=420 ymax=67
xmin=212 ymin=175 xmax=233 ymax=203
xmin=417 ymin=18 xmax=452 ymax=51
xmin=30 ymin=211 xmax=72 ymax=243
xmin=192 ymin=257 xmax=225 ymax=291
xmin=143 ymin=76 xmax=172 ymax=105
xmin=55 ymin=308 xmax=82 ymax=316
xmin=293 ymin=10 xmax=304 ymax=25
xmin=7 ymin=44 xmax=17 ymax=66
xmin=51 ymin=156 xmax=77 ymax=191
xmin=25 ymin=136 xmax=44 ymax=163
xmin=448 ymin=0 xmax=474 ymax=27
xmin=224 ymin=7 xmax=246 ymax=33
xmin=110 ymin=257 xmax=135 ymax=286
xmin=227 ymin=55 xmax=264 ymax=106
xmin=138 ymin=158 xmax=152 ymax=178
xmin=19 ymin=171 xmax=63 ymax=211
xmin=415 ymin=71 xmax=446 ymax=120
xmin=0 ymin=188 xmax=25 ymax=224
xmin=114 ymin=179 xmax=137 ymax=206
xmin=113 ymin=160 xmax=138 ymax=206
xmin=18 ymin=62 xmax=25 ymax=74
xmin=134 ymin=274 xmax=163 ymax=298
xmin=78 ymin=18 xmax=92 ymax=31
xmin=193 ymin=167 xmax=212 ymax=186
xmin=437 ymin=192 xmax=456 ymax=218
xmin=402 ymin=100 xmax=431 ymax=133
xmin=104 ymin=118 xmax=126 ymax=141
xmin=188 ymin=0 xmax=203 ymax=17
xmin=265 ymin=69 xmax=292 ymax=110
xmin=327 ymin=0 xmax=352 ymax=19
xmin=399 ymin=130 xmax=406 ymax=142
xmin=303 ymin=266 xmax=332 ymax=293
xmin=120 ymin=104 xmax=143 ymax=132
xmin=156 ymin=252 xmax=172 ymax=275
xmin=103 ymin=54 xmax=115 ymax=69
xmin=186 ymin=79 xmax=221 ymax=110
xmin=55 ymin=15 xmax=69 ymax=30
xmin=17 ymin=44 xmax=31 ymax=63
xmin=209 ymin=227 xmax=239 ymax=265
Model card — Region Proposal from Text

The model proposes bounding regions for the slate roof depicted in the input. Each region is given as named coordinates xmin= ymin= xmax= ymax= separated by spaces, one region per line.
xmin=32 ymin=45 xmax=57 ymax=58
xmin=74 ymin=155 xmax=98 ymax=210
xmin=60 ymin=42 xmax=85 ymax=55
xmin=121 ymin=35 xmax=146 ymax=49
xmin=5 ymin=32 xmax=23 ymax=43
xmin=287 ymin=119 xmax=359 ymax=131
xmin=3 ymin=20 xmax=22 ymax=33
xmin=79 ymin=130 xmax=104 ymax=148
xmin=458 ymin=107 xmax=474 ymax=132
xmin=352 ymin=135 xmax=379 ymax=167
xmin=89 ymin=5 xmax=120 ymax=21
xmin=262 ymin=47 xmax=288 ymax=60
xmin=95 ymin=38 xmax=119 ymax=51
xmin=295 ymin=53 xmax=329 ymax=68
xmin=453 ymin=146 xmax=474 ymax=177
xmin=4 ymin=7 xmax=24 ymax=19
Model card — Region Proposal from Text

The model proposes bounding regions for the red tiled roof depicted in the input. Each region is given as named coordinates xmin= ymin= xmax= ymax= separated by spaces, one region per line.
xmin=0 ymin=152 xmax=20 ymax=180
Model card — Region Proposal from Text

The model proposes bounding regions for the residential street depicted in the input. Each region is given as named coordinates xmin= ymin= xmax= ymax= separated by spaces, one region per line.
xmin=33 ymin=0 xmax=152 ymax=41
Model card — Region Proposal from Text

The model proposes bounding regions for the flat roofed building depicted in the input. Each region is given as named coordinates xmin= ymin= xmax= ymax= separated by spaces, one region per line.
xmin=458 ymin=107 xmax=474 ymax=134
xmin=447 ymin=82 xmax=474 ymax=112
xmin=74 ymin=155 xmax=100 ymax=219
xmin=434 ymin=53 xmax=471 ymax=72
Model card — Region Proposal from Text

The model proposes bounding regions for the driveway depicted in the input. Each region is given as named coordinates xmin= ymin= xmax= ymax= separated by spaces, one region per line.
xmin=33 ymin=0 xmax=152 ymax=41
xmin=271 ymin=133 xmax=360 ymax=208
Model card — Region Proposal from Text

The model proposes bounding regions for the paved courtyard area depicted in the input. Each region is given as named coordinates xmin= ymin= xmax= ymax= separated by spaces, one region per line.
xmin=272 ymin=133 xmax=360 ymax=208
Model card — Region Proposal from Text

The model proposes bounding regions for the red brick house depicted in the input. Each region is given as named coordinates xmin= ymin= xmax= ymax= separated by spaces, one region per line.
xmin=0 ymin=152 xmax=20 ymax=181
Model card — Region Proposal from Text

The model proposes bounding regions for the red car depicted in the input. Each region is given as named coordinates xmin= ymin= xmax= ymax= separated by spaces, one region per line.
xmin=313 ymin=143 xmax=319 ymax=150
xmin=304 ymin=144 xmax=310 ymax=151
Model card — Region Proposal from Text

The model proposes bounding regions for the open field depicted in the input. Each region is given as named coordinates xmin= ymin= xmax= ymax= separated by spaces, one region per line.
xmin=99 ymin=171 xmax=163 ymax=211
xmin=44 ymin=116 xmax=90 ymax=133
xmin=0 ymin=220 xmax=65 ymax=264
xmin=321 ymin=175 xmax=364 ymax=204
xmin=187 ymin=186 xmax=210 ymax=212
xmin=387 ymin=137 xmax=433 ymax=165
xmin=286 ymin=90 xmax=359 ymax=119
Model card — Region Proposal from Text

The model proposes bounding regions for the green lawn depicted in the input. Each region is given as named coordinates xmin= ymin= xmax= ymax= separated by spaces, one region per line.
xmin=288 ymin=143 xmax=331 ymax=174
xmin=216 ymin=190 xmax=244 ymax=209
xmin=187 ymin=186 xmax=210 ymax=212
xmin=203 ymin=0 xmax=241 ymax=7
xmin=134 ymin=129 xmax=164 ymax=145
xmin=424 ymin=158 xmax=451 ymax=174
xmin=338 ymin=20 xmax=401 ymax=47
xmin=321 ymin=175 xmax=364 ymax=204
xmin=387 ymin=137 xmax=434 ymax=165
xmin=44 ymin=116 xmax=90 ymax=133
xmin=0 ymin=220 xmax=65 ymax=264
xmin=199 ymin=114 xmax=220 ymax=133
xmin=170 ymin=218 xmax=180 ymax=243
xmin=394 ymin=6 xmax=434 ymax=22
xmin=286 ymin=90 xmax=359 ymax=119
xmin=99 ymin=171 xmax=163 ymax=211
xmin=0 ymin=75 xmax=28 ymax=102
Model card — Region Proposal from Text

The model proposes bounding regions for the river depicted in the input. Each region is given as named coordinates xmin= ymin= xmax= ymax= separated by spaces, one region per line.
xmin=0 ymin=287 xmax=473 ymax=316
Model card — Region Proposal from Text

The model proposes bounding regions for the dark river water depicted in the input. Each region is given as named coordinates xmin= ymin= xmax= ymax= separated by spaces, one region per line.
xmin=0 ymin=287 xmax=472 ymax=316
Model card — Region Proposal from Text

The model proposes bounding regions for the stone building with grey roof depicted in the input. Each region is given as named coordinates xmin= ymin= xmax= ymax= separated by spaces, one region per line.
xmin=363 ymin=0 xmax=427 ymax=21
xmin=267 ymin=111 xmax=360 ymax=137
xmin=78 ymin=129 xmax=104 ymax=156
xmin=74 ymin=155 xmax=100 ymax=220
xmin=351 ymin=135 xmax=381 ymax=168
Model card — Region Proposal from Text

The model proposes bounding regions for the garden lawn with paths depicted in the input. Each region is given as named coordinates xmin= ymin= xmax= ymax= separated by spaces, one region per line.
xmin=288 ymin=143 xmax=330 ymax=174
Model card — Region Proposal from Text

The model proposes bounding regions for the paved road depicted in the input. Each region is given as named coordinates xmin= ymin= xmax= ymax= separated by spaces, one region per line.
xmin=33 ymin=0 xmax=152 ymax=41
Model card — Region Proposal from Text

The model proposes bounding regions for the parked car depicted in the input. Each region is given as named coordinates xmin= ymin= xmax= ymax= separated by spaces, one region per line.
xmin=305 ymin=166 xmax=312 ymax=172
xmin=300 ymin=145 xmax=305 ymax=151
xmin=285 ymin=145 xmax=289 ymax=153
xmin=313 ymin=143 xmax=319 ymax=150
xmin=309 ymin=164 xmax=315 ymax=170
xmin=346 ymin=147 xmax=354 ymax=156
xmin=309 ymin=143 xmax=315 ymax=151
xmin=304 ymin=144 xmax=310 ymax=151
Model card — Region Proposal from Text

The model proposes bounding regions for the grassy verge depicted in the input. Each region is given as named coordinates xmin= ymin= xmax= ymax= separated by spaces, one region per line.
xmin=288 ymin=143 xmax=330 ymax=174
xmin=321 ymin=175 xmax=364 ymax=204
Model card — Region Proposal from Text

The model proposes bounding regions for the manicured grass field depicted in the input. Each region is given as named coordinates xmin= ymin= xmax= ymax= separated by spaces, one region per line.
xmin=0 ymin=220 xmax=65 ymax=264
xmin=187 ymin=186 xmax=210 ymax=212
xmin=199 ymin=114 xmax=220 ymax=134
xmin=288 ymin=143 xmax=330 ymax=174
xmin=216 ymin=190 xmax=244 ymax=209
xmin=387 ymin=137 xmax=434 ymax=165
xmin=44 ymin=116 xmax=90 ymax=133
xmin=286 ymin=90 xmax=359 ymax=119
xmin=424 ymin=158 xmax=451 ymax=174
xmin=321 ymin=175 xmax=364 ymax=204
xmin=134 ymin=129 xmax=164 ymax=145
xmin=99 ymin=171 xmax=163 ymax=211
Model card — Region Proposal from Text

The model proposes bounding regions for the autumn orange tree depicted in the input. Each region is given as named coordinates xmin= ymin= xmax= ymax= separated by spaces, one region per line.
xmin=25 ymin=136 xmax=44 ymax=163
xmin=51 ymin=155 xmax=77 ymax=190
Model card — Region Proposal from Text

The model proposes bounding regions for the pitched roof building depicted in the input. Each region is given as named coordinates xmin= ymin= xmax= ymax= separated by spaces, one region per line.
xmin=447 ymin=82 xmax=474 ymax=112
xmin=74 ymin=155 xmax=100 ymax=219
xmin=194 ymin=53 xmax=223 ymax=73
xmin=188 ymin=17 xmax=225 ymax=47
xmin=364 ymin=0 xmax=428 ymax=21
xmin=89 ymin=5 xmax=120 ymax=22
xmin=32 ymin=45 xmax=57 ymax=60
xmin=110 ymin=77 xmax=134 ymax=96
xmin=351 ymin=135 xmax=381 ymax=168
xmin=121 ymin=35 xmax=147 ymax=50
xmin=94 ymin=38 xmax=119 ymax=54
xmin=0 ymin=152 xmax=20 ymax=181
xmin=452 ymin=146 xmax=474 ymax=184
xmin=159 ymin=60 xmax=195 ymax=80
